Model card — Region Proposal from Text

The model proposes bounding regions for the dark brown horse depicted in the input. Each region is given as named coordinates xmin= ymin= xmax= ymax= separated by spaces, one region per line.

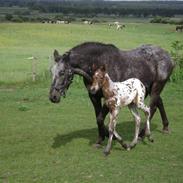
xmin=49 ymin=42 xmax=175 ymax=146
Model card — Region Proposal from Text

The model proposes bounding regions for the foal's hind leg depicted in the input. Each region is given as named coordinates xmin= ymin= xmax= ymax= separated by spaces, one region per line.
xmin=137 ymin=101 xmax=153 ymax=142
xmin=128 ymin=104 xmax=141 ymax=150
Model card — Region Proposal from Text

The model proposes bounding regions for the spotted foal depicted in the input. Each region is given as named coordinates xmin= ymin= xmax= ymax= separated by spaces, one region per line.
xmin=90 ymin=66 xmax=153 ymax=155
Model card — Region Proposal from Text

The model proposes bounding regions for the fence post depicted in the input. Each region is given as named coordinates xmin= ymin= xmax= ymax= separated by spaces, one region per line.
xmin=27 ymin=56 xmax=37 ymax=82
xmin=49 ymin=55 xmax=54 ymax=72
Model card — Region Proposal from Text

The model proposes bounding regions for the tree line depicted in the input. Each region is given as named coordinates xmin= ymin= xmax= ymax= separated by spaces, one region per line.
xmin=0 ymin=0 xmax=183 ymax=17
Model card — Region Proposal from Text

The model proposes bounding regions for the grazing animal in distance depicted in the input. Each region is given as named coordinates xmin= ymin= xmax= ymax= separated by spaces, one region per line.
xmin=116 ymin=24 xmax=125 ymax=30
xmin=49 ymin=42 xmax=175 ymax=147
xmin=176 ymin=25 xmax=183 ymax=32
xmin=108 ymin=23 xmax=112 ymax=28
xmin=114 ymin=21 xmax=120 ymax=26
xmin=90 ymin=66 xmax=153 ymax=155
xmin=83 ymin=20 xmax=93 ymax=25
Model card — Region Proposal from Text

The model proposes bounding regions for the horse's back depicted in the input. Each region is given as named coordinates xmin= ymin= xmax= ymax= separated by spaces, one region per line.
xmin=109 ymin=45 xmax=174 ymax=82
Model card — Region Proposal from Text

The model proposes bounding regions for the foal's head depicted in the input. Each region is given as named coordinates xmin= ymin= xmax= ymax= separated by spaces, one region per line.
xmin=90 ymin=66 xmax=106 ymax=94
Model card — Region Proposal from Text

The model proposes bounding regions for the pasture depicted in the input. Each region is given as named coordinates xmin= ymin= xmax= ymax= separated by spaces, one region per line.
xmin=0 ymin=22 xmax=183 ymax=182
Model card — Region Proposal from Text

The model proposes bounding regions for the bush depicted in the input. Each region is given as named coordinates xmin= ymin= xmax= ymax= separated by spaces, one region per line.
xmin=150 ymin=16 xmax=183 ymax=25
xmin=54 ymin=14 xmax=64 ymax=20
xmin=179 ymin=19 xmax=183 ymax=25
xmin=150 ymin=16 xmax=163 ymax=23
xmin=11 ymin=16 xmax=24 ymax=23
xmin=170 ymin=41 xmax=183 ymax=81
xmin=5 ymin=14 xmax=13 ymax=21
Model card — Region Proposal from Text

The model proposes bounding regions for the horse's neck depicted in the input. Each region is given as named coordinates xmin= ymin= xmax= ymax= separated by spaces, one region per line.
xmin=102 ymin=74 xmax=115 ymax=99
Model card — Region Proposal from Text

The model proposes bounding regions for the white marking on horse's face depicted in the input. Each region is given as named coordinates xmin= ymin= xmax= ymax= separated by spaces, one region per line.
xmin=51 ymin=62 xmax=65 ymax=81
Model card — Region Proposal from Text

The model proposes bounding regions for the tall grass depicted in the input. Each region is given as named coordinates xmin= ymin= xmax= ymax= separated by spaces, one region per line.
xmin=170 ymin=41 xmax=183 ymax=81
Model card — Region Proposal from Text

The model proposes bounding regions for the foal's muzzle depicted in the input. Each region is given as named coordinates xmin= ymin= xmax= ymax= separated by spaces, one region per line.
xmin=90 ymin=86 xmax=98 ymax=95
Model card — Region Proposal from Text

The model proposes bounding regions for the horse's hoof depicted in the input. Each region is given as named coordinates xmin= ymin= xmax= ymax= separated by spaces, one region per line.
xmin=93 ymin=143 xmax=103 ymax=149
xmin=138 ymin=129 xmax=145 ymax=139
xmin=138 ymin=134 xmax=146 ymax=141
xmin=162 ymin=127 xmax=170 ymax=134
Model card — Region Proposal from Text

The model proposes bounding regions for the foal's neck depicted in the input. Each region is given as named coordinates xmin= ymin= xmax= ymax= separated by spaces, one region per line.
xmin=101 ymin=74 xmax=115 ymax=99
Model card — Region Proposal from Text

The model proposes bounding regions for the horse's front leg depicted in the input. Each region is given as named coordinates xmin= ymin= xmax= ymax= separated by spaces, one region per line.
xmin=89 ymin=93 xmax=109 ymax=146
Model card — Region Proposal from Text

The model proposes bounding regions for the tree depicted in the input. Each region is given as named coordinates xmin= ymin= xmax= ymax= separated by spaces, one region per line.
xmin=5 ymin=14 xmax=13 ymax=21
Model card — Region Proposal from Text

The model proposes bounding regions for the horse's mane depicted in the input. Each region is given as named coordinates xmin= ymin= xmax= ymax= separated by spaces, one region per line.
xmin=70 ymin=42 xmax=120 ymax=55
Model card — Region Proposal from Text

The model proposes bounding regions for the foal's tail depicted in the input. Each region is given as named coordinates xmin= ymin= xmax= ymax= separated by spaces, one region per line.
xmin=134 ymin=80 xmax=146 ymax=105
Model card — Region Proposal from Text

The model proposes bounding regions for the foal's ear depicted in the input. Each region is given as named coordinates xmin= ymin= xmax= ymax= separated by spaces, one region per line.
xmin=100 ymin=65 xmax=106 ymax=72
xmin=92 ymin=64 xmax=97 ymax=71
xmin=53 ymin=49 xmax=61 ymax=62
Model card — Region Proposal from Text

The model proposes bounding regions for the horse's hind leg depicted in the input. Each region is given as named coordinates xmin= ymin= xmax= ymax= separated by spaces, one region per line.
xmin=150 ymin=81 xmax=170 ymax=133
xmin=139 ymin=81 xmax=169 ymax=138
xmin=157 ymin=96 xmax=169 ymax=133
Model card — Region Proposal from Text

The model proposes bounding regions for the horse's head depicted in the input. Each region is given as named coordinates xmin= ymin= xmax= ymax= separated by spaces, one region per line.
xmin=49 ymin=49 xmax=93 ymax=103
xmin=49 ymin=50 xmax=74 ymax=103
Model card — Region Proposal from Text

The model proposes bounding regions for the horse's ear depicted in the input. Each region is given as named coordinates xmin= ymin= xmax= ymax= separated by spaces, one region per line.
xmin=53 ymin=49 xmax=60 ymax=62
xmin=100 ymin=65 xmax=106 ymax=72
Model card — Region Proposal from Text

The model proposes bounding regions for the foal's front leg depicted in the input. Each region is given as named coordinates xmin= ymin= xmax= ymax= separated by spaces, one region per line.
xmin=104 ymin=109 xmax=119 ymax=155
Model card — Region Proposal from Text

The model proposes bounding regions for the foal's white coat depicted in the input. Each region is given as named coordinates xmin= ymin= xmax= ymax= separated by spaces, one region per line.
xmin=91 ymin=68 xmax=153 ymax=155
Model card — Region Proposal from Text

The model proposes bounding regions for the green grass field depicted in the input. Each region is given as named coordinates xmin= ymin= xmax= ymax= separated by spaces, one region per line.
xmin=0 ymin=22 xmax=182 ymax=85
xmin=0 ymin=22 xmax=183 ymax=183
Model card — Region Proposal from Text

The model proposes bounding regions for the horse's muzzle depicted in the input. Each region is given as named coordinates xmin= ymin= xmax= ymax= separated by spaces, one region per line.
xmin=49 ymin=95 xmax=61 ymax=103
xmin=49 ymin=89 xmax=61 ymax=103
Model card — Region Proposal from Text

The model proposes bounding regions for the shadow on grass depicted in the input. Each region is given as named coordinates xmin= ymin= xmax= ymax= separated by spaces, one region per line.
xmin=52 ymin=121 xmax=158 ymax=148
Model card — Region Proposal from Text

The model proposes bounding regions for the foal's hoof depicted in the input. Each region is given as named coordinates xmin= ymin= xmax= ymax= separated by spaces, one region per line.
xmin=148 ymin=136 xmax=154 ymax=143
xmin=126 ymin=147 xmax=131 ymax=151
xmin=103 ymin=150 xmax=110 ymax=156
xmin=122 ymin=143 xmax=131 ymax=151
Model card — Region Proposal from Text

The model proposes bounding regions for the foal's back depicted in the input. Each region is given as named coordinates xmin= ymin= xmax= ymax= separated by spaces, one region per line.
xmin=113 ymin=78 xmax=146 ymax=107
